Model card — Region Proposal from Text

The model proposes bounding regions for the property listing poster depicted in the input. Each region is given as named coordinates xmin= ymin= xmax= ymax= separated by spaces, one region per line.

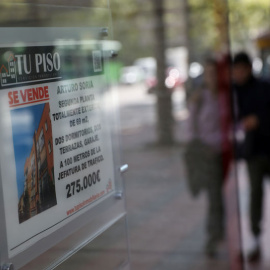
xmin=0 ymin=43 xmax=115 ymax=257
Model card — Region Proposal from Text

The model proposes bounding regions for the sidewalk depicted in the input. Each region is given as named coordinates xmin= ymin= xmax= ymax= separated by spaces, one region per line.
xmin=121 ymin=120 xmax=231 ymax=270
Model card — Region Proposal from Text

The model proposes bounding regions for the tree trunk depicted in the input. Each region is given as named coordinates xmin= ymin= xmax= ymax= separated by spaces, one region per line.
xmin=153 ymin=0 xmax=174 ymax=145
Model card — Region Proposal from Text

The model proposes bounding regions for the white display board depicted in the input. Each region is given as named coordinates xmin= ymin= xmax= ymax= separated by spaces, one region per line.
xmin=0 ymin=28 xmax=126 ymax=270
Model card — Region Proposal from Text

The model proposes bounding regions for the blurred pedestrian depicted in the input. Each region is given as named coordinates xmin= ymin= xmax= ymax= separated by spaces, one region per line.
xmin=184 ymin=58 xmax=224 ymax=257
xmin=233 ymin=51 xmax=270 ymax=262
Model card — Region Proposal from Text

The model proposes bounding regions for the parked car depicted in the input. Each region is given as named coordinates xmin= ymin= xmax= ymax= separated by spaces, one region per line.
xmin=119 ymin=66 xmax=144 ymax=85
xmin=146 ymin=67 xmax=185 ymax=94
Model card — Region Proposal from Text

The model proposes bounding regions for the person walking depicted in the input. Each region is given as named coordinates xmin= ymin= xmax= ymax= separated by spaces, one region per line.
xmin=185 ymin=58 xmax=225 ymax=257
xmin=233 ymin=52 xmax=270 ymax=262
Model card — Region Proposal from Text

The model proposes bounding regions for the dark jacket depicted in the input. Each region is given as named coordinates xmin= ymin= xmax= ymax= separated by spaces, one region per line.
xmin=234 ymin=76 xmax=270 ymax=159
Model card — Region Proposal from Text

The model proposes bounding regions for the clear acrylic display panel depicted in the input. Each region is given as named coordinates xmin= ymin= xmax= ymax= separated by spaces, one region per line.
xmin=0 ymin=2 xmax=129 ymax=270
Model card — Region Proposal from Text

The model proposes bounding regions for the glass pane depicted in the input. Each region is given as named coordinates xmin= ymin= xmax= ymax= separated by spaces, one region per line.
xmin=0 ymin=1 xmax=129 ymax=270
xmin=0 ymin=2 xmax=110 ymax=27
xmin=55 ymin=217 xmax=129 ymax=270
xmin=2 ymin=0 xmax=270 ymax=269
xmin=113 ymin=0 xmax=241 ymax=269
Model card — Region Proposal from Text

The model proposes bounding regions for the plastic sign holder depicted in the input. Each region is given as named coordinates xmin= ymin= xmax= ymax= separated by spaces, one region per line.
xmin=0 ymin=26 xmax=128 ymax=270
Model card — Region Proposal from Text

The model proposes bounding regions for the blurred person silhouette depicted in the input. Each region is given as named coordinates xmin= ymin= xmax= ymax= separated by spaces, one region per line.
xmin=233 ymin=51 xmax=270 ymax=262
xmin=184 ymin=58 xmax=225 ymax=257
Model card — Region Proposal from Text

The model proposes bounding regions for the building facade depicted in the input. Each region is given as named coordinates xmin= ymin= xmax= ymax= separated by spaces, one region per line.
xmin=18 ymin=103 xmax=56 ymax=223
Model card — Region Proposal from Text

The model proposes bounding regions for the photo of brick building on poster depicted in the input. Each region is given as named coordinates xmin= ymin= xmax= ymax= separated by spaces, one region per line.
xmin=11 ymin=103 xmax=57 ymax=223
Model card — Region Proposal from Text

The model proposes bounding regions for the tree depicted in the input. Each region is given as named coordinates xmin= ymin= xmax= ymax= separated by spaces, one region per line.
xmin=153 ymin=0 xmax=174 ymax=145
xmin=229 ymin=0 xmax=270 ymax=53
xmin=187 ymin=0 xmax=270 ymax=57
